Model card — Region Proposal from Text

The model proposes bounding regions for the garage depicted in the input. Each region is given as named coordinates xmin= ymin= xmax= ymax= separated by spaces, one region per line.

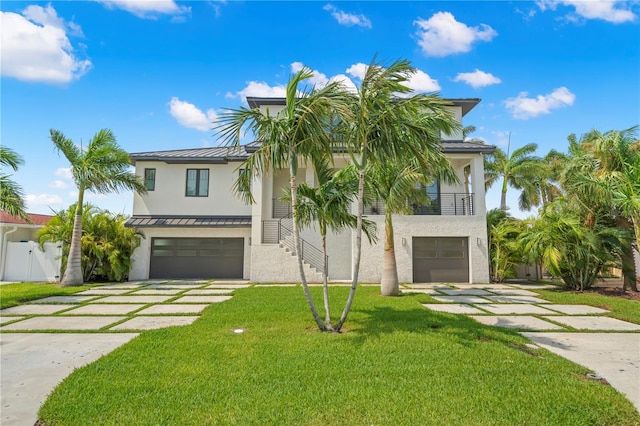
xmin=149 ymin=238 xmax=244 ymax=279
xmin=412 ymin=237 xmax=469 ymax=283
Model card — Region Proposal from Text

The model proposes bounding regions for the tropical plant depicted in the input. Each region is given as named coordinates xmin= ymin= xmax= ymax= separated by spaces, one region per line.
xmin=489 ymin=218 xmax=522 ymax=283
xmin=217 ymin=67 xmax=352 ymax=332
xmin=50 ymin=129 xmax=147 ymax=286
xmin=365 ymin=157 xmax=456 ymax=295
xmin=283 ymin=160 xmax=376 ymax=330
xmin=0 ymin=146 xmax=30 ymax=222
xmin=519 ymin=201 xmax=629 ymax=291
xmin=338 ymin=57 xmax=460 ymax=326
xmin=37 ymin=204 xmax=142 ymax=282
xmin=484 ymin=142 xmax=543 ymax=211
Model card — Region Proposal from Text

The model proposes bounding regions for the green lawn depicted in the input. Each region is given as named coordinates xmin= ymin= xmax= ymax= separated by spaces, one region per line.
xmin=0 ymin=282 xmax=93 ymax=309
xmin=38 ymin=286 xmax=639 ymax=425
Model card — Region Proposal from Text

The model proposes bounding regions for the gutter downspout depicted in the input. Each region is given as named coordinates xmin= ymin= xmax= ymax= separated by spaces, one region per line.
xmin=0 ymin=226 xmax=18 ymax=281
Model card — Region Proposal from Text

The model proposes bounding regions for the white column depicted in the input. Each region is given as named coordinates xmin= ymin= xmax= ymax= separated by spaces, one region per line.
xmin=471 ymin=154 xmax=486 ymax=216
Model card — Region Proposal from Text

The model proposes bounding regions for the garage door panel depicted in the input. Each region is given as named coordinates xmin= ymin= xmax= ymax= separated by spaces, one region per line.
xmin=150 ymin=238 xmax=243 ymax=279
xmin=413 ymin=237 xmax=469 ymax=283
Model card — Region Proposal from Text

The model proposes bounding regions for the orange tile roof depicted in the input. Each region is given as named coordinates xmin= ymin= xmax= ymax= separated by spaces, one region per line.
xmin=0 ymin=211 xmax=54 ymax=226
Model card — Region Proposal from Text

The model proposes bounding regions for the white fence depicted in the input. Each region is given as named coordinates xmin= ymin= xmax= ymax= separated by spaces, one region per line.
xmin=3 ymin=241 xmax=62 ymax=282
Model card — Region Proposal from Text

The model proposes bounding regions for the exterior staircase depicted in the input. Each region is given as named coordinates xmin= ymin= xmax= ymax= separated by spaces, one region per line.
xmin=276 ymin=217 xmax=327 ymax=283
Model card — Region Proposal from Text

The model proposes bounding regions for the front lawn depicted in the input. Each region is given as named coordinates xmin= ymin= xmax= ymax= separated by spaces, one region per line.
xmin=39 ymin=286 xmax=639 ymax=425
xmin=0 ymin=282 xmax=93 ymax=309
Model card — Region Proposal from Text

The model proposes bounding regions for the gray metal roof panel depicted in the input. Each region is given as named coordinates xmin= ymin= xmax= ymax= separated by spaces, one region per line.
xmin=129 ymin=146 xmax=250 ymax=164
xmin=126 ymin=216 xmax=252 ymax=228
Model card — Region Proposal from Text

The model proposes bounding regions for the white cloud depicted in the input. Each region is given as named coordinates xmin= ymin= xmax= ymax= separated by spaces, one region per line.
xmin=49 ymin=180 xmax=69 ymax=189
xmin=290 ymin=62 xmax=330 ymax=87
xmin=328 ymin=73 xmax=358 ymax=93
xmin=454 ymin=69 xmax=502 ymax=88
xmin=405 ymin=69 xmax=440 ymax=93
xmin=55 ymin=167 xmax=73 ymax=180
xmin=169 ymin=97 xmax=218 ymax=132
xmin=346 ymin=63 xmax=368 ymax=80
xmin=0 ymin=5 xmax=92 ymax=84
xmin=96 ymin=0 xmax=191 ymax=19
xmin=504 ymin=87 xmax=575 ymax=120
xmin=536 ymin=0 xmax=636 ymax=23
xmin=25 ymin=193 xmax=63 ymax=207
xmin=414 ymin=12 xmax=497 ymax=57
xmin=323 ymin=4 xmax=372 ymax=28
xmin=226 ymin=81 xmax=287 ymax=102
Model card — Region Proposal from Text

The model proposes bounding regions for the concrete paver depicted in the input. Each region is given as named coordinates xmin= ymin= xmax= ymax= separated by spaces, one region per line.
xmin=508 ymin=284 xmax=555 ymax=289
xmin=173 ymin=295 xmax=233 ymax=303
xmin=470 ymin=315 xmax=565 ymax=330
xmin=2 ymin=316 xmax=126 ymax=331
xmin=431 ymin=295 xmax=492 ymax=304
xmin=543 ymin=316 xmax=640 ymax=331
xmin=147 ymin=283 xmax=204 ymax=289
xmin=437 ymin=288 xmax=493 ymax=296
xmin=28 ymin=295 xmax=99 ymax=304
xmin=110 ymin=316 xmax=199 ymax=330
xmin=62 ymin=304 xmax=147 ymax=315
xmin=401 ymin=289 xmax=441 ymax=295
xmin=523 ymin=332 xmax=640 ymax=412
xmin=184 ymin=289 xmax=234 ymax=295
xmin=486 ymin=288 xmax=540 ymax=296
xmin=422 ymin=303 xmax=485 ymax=314
xmin=485 ymin=295 xmax=550 ymax=304
xmin=95 ymin=295 xmax=174 ymax=303
xmin=540 ymin=304 xmax=609 ymax=315
xmin=132 ymin=289 xmax=184 ymax=295
xmin=405 ymin=284 xmax=453 ymax=289
xmin=77 ymin=288 xmax=133 ymax=295
xmin=480 ymin=304 xmax=558 ymax=315
xmin=1 ymin=333 xmax=138 ymax=426
xmin=93 ymin=284 xmax=144 ymax=289
xmin=0 ymin=316 xmax=24 ymax=325
xmin=0 ymin=304 xmax=76 ymax=315
xmin=136 ymin=304 xmax=210 ymax=314
xmin=205 ymin=284 xmax=250 ymax=289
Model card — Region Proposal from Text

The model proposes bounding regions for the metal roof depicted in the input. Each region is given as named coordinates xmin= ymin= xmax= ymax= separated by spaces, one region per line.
xmin=442 ymin=141 xmax=496 ymax=153
xmin=129 ymin=145 xmax=250 ymax=164
xmin=126 ymin=216 xmax=252 ymax=228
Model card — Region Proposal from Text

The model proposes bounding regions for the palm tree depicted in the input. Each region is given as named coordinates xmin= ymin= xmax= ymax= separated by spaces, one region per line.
xmin=484 ymin=142 xmax=542 ymax=211
xmin=0 ymin=146 xmax=30 ymax=222
xmin=217 ymin=67 xmax=352 ymax=332
xmin=50 ymin=129 xmax=146 ymax=286
xmin=336 ymin=57 xmax=460 ymax=329
xmin=366 ymin=157 xmax=456 ymax=296
xmin=284 ymin=159 xmax=376 ymax=329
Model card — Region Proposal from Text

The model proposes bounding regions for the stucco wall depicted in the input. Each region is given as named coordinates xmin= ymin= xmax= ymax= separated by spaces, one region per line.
xmin=249 ymin=244 xmax=322 ymax=283
xmin=356 ymin=215 xmax=490 ymax=283
xmin=133 ymin=161 xmax=251 ymax=216
xmin=129 ymin=227 xmax=251 ymax=280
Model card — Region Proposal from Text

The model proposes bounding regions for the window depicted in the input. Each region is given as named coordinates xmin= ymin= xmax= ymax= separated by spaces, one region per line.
xmin=144 ymin=168 xmax=156 ymax=191
xmin=186 ymin=169 xmax=209 ymax=197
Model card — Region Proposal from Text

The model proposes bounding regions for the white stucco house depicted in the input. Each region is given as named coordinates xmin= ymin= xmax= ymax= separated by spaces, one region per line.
xmin=126 ymin=97 xmax=494 ymax=283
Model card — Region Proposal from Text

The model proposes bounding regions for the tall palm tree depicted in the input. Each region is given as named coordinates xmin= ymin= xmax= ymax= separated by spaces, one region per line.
xmin=366 ymin=157 xmax=456 ymax=296
xmin=336 ymin=57 xmax=459 ymax=329
xmin=0 ymin=146 xmax=30 ymax=222
xmin=50 ymin=129 xmax=146 ymax=286
xmin=217 ymin=67 xmax=352 ymax=332
xmin=484 ymin=142 xmax=542 ymax=211
xmin=284 ymin=159 xmax=375 ymax=329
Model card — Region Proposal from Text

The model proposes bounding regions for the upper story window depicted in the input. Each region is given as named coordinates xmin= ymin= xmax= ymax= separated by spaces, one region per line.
xmin=144 ymin=168 xmax=156 ymax=191
xmin=186 ymin=169 xmax=209 ymax=197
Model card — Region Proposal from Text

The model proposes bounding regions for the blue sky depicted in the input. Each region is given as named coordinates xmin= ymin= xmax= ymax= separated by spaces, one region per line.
xmin=2 ymin=0 xmax=639 ymax=218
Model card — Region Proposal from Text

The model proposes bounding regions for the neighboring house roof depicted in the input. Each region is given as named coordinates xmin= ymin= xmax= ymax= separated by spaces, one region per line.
xmin=129 ymin=145 xmax=251 ymax=164
xmin=246 ymin=97 xmax=482 ymax=117
xmin=442 ymin=141 xmax=496 ymax=153
xmin=126 ymin=216 xmax=252 ymax=228
xmin=0 ymin=212 xmax=53 ymax=226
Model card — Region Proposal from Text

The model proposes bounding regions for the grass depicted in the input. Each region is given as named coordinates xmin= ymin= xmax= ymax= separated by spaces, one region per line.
xmin=38 ymin=286 xmax=639 ymax=425
xmin=534 ymin=288 xmax=640 ymax=324
xmin=0 ymin=282 xmax=93 ymax=309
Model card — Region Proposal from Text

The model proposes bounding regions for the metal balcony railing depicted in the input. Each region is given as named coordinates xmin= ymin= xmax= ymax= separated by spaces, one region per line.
xmin=273 ymin=198 xmax=292 ymax=219
xmin=362 ymin=193 xmax=475 ymax=216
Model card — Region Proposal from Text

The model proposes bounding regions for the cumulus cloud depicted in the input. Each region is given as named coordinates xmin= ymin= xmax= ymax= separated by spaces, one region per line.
xmin=1 ymin=5 xmax=92 ymax=84
xmin=49 ymin=180 xmax=69 ymax=189
xmin=536 ymin=0 xmax=636 ymax=23
xmin=504 ymin=87 xmax=575 ymax=119
xmin=96 ymin=0 xmax=191 ymax=19
xmin=226 ymin=81 xmax=287 ymax=102
xmin=25 ymin=193 xmax=63 ymax=207
xmin=454 ymin=69 xmax=502 ymax=88
xmin=291 ymin=62 xmax=330 ymax=87
xmin=346 ymin=62 xmax=439 ymax=94
xmin=414 ymin=12 xmax=497 ymax=57
xmin=346 ymin=63 xmax=368 ymax=80
xmin=323 ymin=4 xmax=372 ymax=28
xmin=55 ymin=167 xmax=73 ymax=180
xmin=169 ymin=97 xmax=218 ymax=131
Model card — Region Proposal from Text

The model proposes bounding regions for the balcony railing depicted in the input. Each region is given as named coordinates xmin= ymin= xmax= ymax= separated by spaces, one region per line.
xmin=363 ymin=193 xmax=475 ymax=216
xmin=262 ymin=216 xmax=327 ymax=273
xmin=273 ymin=198 xmax=292 ymax=219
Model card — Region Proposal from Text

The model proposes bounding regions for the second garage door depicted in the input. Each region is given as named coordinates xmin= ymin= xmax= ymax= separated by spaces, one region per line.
xmin=149 ymin=238 xmax=244 ymax=279
xmin=413 ymin=237 xmax=469 ymax=283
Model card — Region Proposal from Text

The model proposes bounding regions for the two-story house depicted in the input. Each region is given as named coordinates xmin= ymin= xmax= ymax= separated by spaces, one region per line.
xmin=127 ymin=97 xmax=494 ymax=283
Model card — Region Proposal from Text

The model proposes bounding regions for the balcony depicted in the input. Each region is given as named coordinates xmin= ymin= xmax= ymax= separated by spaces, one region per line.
xmin=363 ymin=193 xmax=474 ymax=216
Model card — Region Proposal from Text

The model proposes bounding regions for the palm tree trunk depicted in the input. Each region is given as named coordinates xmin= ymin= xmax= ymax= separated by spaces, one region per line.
xmin=61 ymin=191 xmax=85 ymax=287
xmin=380 ymin=211 xmax=399 ymax=296
xmin=500 ymin=177 xmax=508 ymax=211
xmin=321 ymin=232 xmax=333 ymax=330
xmin=290 ymin=163 xmax=326 ymax=331
xmin=336 ymin=162 xmax=365 ymax=331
